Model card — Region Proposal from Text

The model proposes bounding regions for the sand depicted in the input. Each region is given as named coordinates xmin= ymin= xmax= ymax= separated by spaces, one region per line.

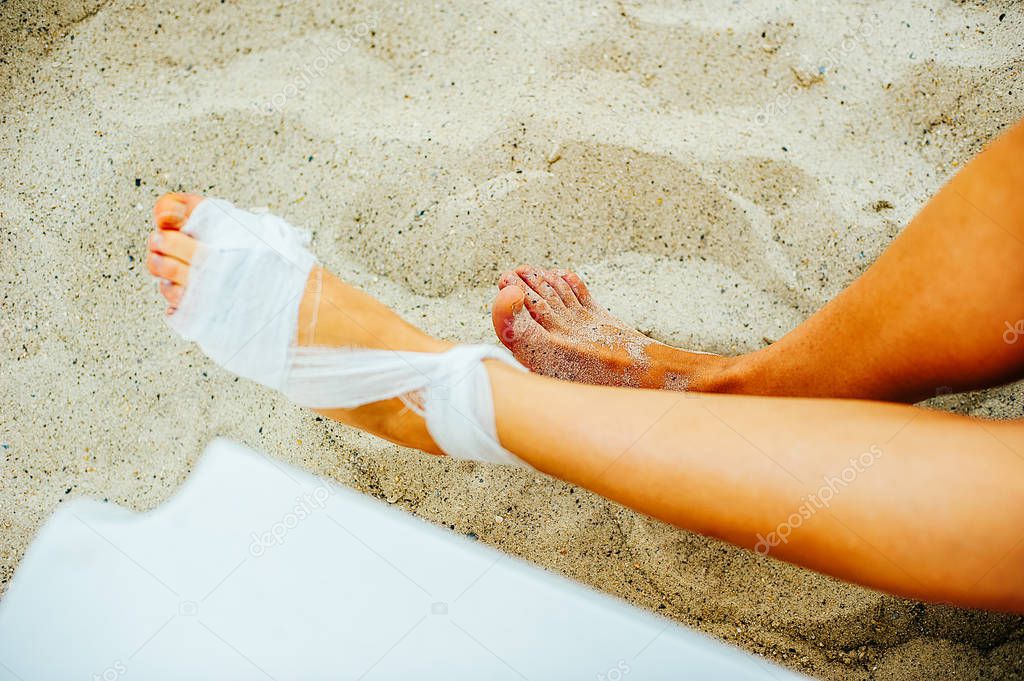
xmin=2 ymin=0 xmax=1023 ymax=678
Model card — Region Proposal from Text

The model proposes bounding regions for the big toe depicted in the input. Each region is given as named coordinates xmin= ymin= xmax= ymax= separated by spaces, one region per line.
xmin=491 ymin=284 xmax=550 ymax=354
xmin=152 ymin=192 xmax=205 ymax=230
xmin=492 ymin=286 xmax=525 ymax=349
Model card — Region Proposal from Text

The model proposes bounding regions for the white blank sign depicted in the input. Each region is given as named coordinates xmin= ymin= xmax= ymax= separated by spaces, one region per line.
xmin=0 ymin=438 xmax=803 ymax=681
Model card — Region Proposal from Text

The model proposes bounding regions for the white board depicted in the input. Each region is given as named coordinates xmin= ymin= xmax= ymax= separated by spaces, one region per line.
xmin=0 ymin=438 xmax=804 ymax=681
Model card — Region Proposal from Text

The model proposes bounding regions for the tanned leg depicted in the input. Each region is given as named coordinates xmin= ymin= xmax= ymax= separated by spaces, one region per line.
xmin=493 ymin=119 xmax=1024 ymax=402
xmin=486 ymin=364 xmax=1024 ymax=612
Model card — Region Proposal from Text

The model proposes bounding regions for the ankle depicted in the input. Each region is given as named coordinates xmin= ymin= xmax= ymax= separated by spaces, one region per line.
xmin=299 ymin=267 xmax=451 ymax=354
xmin=700 ymin=350 xmax=765 ymax=393
xmin=681 ymin=351 xmax=756 ymax=394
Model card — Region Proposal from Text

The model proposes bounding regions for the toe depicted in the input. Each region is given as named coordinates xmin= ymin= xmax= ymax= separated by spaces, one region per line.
xmin=544 ymin=269 xmax=580 ymax=309
xmin=492 ymin=286 xmax=525 ymax=348
xmin=491 ymin=285 xmax=546 ymax=350
xmin=153 ymin=195 xmax=186 ymax=230
xmin=146 ymin=252 xmax=190 ymax=286
xmin=514 ymin=274 xmax=557 ymax=328
xmin=149 ymin=229 xmax=197 ymax=264
xmin=497 ymin=270 xmax=516 ymax=289
xmin=152 ymin=192 xmax=204 ymax=230
xmin=561 ymin=270 xmax=595 ymax=308
xmin=516 ymin=265 xmax=565 ymax=311
xmin=158 ymin=279 xmax=184 ymax=308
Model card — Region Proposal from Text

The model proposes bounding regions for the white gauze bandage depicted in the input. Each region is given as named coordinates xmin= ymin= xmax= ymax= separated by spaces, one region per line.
xmin=166 ymin=199 xmax=528 ymax=467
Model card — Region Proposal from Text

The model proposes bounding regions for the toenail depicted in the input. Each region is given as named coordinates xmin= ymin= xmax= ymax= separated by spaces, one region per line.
xmin=151 ymin=232 xmax=163 ymax=247
xmin=156 ymin=205 xmax=185 ymax=224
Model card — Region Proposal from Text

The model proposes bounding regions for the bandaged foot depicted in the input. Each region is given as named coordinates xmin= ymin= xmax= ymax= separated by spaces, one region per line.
xmin=146 ymin=193 xmax=527 ymax=466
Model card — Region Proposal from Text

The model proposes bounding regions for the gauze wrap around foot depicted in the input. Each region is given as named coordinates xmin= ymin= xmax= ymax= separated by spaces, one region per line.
xmin=167 ymin=199 xmax=528 ymax=466
xmin=167 ymin=199 xmax=317 ymax=389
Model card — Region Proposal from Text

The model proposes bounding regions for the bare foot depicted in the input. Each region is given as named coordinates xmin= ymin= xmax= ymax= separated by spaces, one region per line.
xmin=491 ymin=266 xmax=731 ymax=391
xmin=146 ymin=192 xmax=450 ymax=453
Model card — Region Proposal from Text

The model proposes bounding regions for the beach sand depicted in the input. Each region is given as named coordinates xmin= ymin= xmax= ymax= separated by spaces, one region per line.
xmin=2 ymin=0 xmax=1023 ymax=677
